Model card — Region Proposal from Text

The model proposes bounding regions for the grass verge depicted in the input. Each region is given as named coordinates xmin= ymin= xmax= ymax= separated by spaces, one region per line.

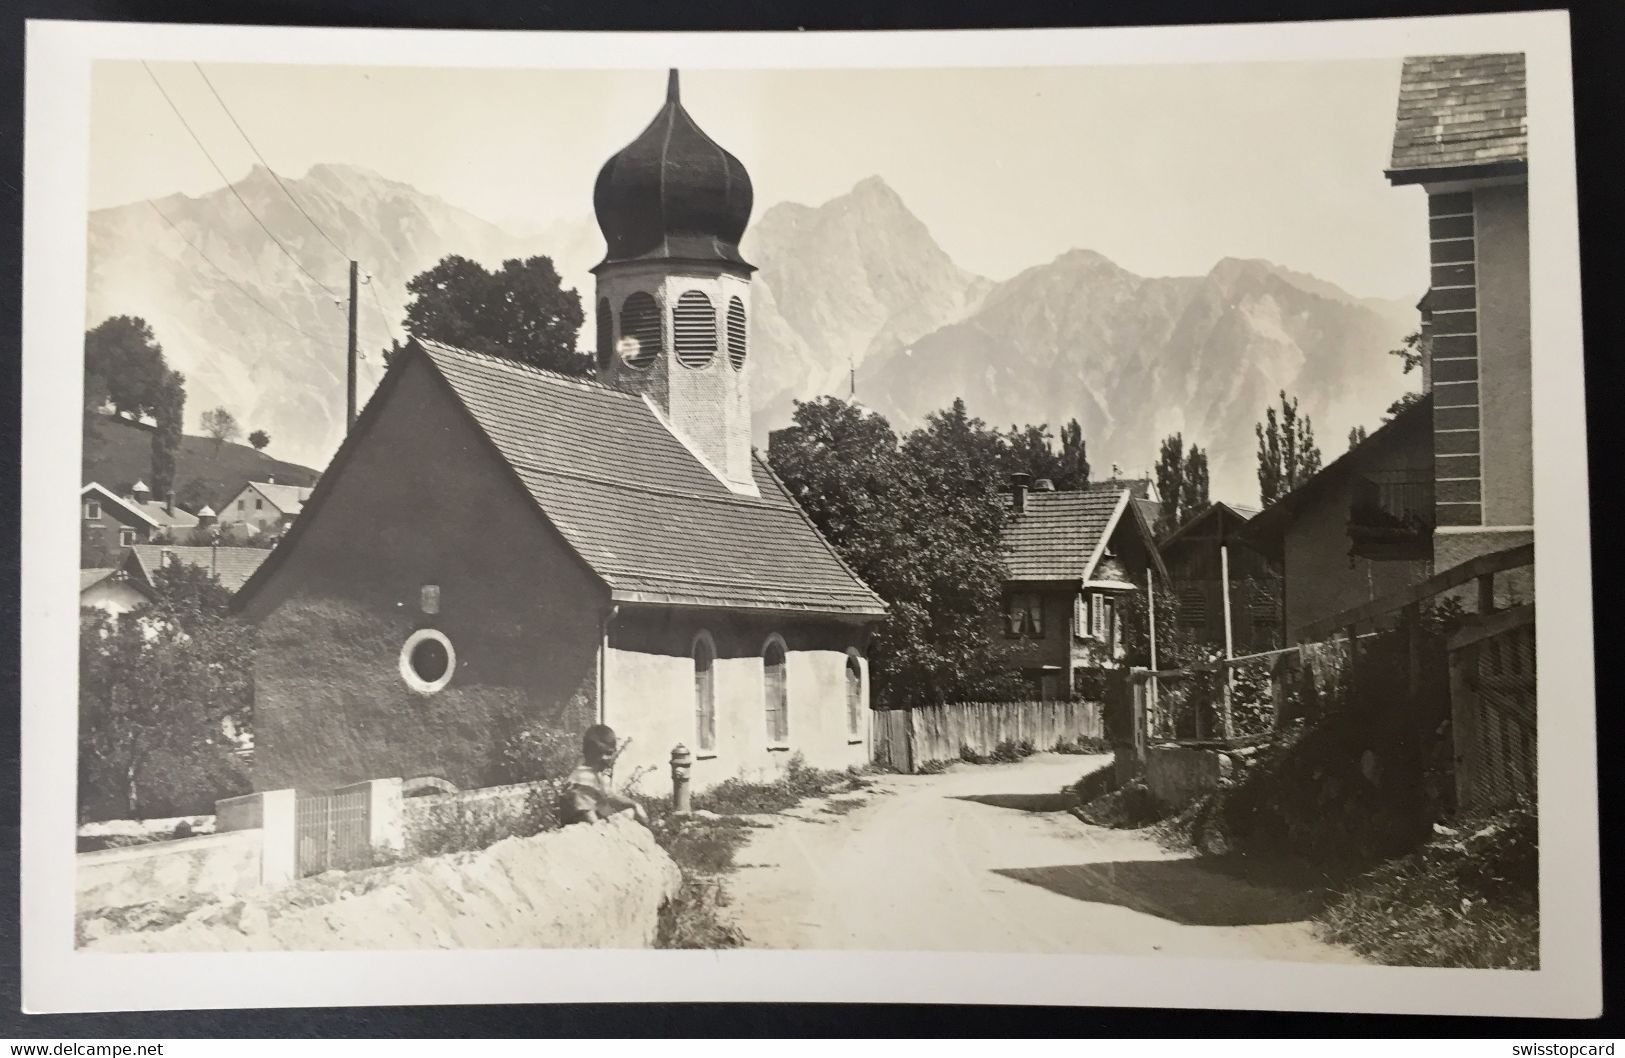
xmin=1314 ymin=804 xmax=1538 ymax=969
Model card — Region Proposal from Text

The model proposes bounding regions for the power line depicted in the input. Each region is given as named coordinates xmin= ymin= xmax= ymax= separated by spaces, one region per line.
xmin=191 ymin=62 xmax=351 ymax=263
xmin=146 ymin=198 xmax=332 ymax=345
xmin=366 ymin=273 xmax=400 ymax=350
xmin=141 ymin=61 xmax=340 ymax=299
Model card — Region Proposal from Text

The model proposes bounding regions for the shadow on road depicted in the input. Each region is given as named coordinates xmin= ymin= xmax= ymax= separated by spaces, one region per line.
xmin=992 ymin=857 xmax=1328 ymax=927
xmin=953 ymin=792 xmax=1077 ymax=813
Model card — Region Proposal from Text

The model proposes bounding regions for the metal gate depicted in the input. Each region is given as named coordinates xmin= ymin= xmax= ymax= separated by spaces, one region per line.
xmin=295 ymin=784 xmax=372 ymax=876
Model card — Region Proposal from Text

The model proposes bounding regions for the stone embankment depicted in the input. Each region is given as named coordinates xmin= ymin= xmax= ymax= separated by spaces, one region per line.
xmin=83 ymin=817 xmax=680 ymax=951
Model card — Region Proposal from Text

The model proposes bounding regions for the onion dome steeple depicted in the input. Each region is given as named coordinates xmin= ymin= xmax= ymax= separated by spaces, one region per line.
xmin=592 ymin=70 xmax=755 ymax=274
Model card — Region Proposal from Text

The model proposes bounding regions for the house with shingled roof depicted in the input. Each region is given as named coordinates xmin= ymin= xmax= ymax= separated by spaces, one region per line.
xmin=1242 ymin=53 xmax=1533 ymax=640
xmin=124 ymin=544 xmax=272 ymax=594
xmin=996 ymin=474 xmax=1167 ymax=701
xmin=233 ymin=72 xmax=886 ymax=794
xmin=1157 ymin=501 xmax=1280 ymax=654
xmin=81 ymin=481 xmax=199 ymax=559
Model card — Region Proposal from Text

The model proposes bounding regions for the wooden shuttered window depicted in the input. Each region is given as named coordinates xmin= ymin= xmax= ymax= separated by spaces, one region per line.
xmin=764 ymin=638 xmax=789 ymax=743
xmin=727 ymin=296 xmax=748 ymax=370
xmin=673 ymin=290 xmax=717 ymax=369
xmin=845 ymin=654 xmax=863 ymax=736
xmin=595 ymin=298 xmax=612 ymax=370
xmin=694 ymin=635 xmax=716 ymax=752
xmin=619 ymin=292 xmax=662 ymax=369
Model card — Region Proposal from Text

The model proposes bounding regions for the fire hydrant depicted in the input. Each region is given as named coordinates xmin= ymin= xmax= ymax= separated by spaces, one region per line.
xmin=670 ymin=743 xmax=693 ymax=815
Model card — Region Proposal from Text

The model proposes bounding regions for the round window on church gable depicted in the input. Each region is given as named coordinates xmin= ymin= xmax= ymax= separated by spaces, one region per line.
xmin=400 ymin=628 xmax=456 ymax=695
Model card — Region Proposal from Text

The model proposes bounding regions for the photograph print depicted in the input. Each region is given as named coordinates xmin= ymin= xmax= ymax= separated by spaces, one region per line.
xmin=22 ymin=11 xmax=1598 ymax=1017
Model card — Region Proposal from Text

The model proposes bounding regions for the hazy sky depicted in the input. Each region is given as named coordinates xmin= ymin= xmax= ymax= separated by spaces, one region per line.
xmin=89 ymin=59 xmax=1428 ymax=298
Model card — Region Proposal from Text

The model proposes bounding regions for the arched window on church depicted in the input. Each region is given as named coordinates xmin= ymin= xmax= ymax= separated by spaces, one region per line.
xmin=763 ymin=635 xmax=789 ymax=743
xmin=727 ymin=296 xmax=748 ymax=370
xmin=673 ymin=290 xmax=717 ymax=369
xmin=595 ymin=298 xmax=613 ymax=371
xmin=845 ymin=650 xmax=863 ymax=737
xmin=693 ymin=632 xmax=716 ymax=752
xmin=619 ymin=291 xmax=662 ymax=369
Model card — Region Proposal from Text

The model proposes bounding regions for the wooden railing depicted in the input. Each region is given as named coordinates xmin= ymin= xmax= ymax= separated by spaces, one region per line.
xmin=1124 ymin=542 xmax=1534 ymax=746
xmin=1297 ymin=541 xmax=1532 ymax=643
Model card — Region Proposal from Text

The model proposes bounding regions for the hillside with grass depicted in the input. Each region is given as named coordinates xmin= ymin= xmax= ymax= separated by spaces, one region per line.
xmin=83 ymin=413 xmax=320 ymax=513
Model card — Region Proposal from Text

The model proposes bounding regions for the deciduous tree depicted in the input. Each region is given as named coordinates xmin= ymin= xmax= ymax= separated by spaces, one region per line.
xmin=999 ymin=418 xmax=1090 ymax=491
xmin=383 ymin=254 xmax=588 ymax=375
xmin=1255 ymin=391 xmax=1323 ymax=506
xmin=200 ymin=406 xmax=240 ymax=453
xmin=248 ymin=429 xmax=270 ymax=451
xmin=769 ymin=396 xmax=1016 ymax=708
xmin=1154 ymin=433 xmax=1211 ymax=536
xmin=78 ymin=562 xmax=254 ymax=820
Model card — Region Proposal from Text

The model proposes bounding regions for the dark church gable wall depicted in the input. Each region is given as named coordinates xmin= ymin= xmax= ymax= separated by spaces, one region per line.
xmin=606 ymin=608 xmax=872 ymax=787
xmin=243 ymin=355 xmax=608 ymax=792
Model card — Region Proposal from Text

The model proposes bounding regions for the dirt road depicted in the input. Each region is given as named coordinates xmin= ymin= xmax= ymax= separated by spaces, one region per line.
xmin=724 ymin=753 xmax=1362 ymax=962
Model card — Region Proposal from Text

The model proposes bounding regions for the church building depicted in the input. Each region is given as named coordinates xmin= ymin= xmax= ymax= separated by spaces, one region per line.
xmin=234 ymin=72 xmax=886 ymax=794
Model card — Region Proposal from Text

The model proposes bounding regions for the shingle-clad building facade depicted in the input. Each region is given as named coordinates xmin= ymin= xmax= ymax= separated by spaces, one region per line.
xmin=1386 ymin=54 xmax=1531 ymax=584
xmin=235 ymin=73 xmax=885 ymax=793
xmin=1241 ymin=55 xmax=1533 ymax=640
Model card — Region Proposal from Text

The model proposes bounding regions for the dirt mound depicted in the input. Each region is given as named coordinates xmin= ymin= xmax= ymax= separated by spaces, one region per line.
xmin=83 ymin=817 xmax=680 ymax=952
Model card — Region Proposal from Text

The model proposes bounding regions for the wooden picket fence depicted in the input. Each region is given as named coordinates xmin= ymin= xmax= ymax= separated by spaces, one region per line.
xmin=870 ymin=699 xmax=1104 ymax=774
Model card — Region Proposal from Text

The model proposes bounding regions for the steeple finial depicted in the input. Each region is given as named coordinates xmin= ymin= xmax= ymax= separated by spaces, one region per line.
xmin=667 ymin=68 xmax=680 ymax=103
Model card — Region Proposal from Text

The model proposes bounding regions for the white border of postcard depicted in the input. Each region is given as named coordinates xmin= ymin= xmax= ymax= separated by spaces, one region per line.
xmin=21 ymin=10 xmax=1598 ymax=1016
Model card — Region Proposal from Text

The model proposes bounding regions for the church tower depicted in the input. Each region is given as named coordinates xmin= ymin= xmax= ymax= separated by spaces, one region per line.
xmin=592 ymin=70 xmax=757 ymax=494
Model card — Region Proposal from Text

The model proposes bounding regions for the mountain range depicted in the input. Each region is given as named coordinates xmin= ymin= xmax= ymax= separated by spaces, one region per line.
xmin=85 ymin=164 xmax=1416 ymax=504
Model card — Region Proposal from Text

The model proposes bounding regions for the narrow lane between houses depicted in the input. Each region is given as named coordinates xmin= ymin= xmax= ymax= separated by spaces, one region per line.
xmin=723 ymin=753 xmax=1365 ymax=962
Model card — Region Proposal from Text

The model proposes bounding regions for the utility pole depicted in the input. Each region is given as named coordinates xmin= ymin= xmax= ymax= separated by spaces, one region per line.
xmin=1219 ymin=524 xmax=1236 ymax=741
xmin=346 ymin=260 xmax=359 ymax=431
xmin=1146 ymin=566 xmax=1159 ymax=737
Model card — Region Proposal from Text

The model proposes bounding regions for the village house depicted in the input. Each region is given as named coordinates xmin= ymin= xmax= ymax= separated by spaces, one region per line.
xmin=1087 ymin=476 xmax=1162 ymax=530
xmin=998 ymin=474 xmax=1168 ymax=700
xmin=81 ymin=480 xmax=199 ymax=555
xmin=79 ymin=543 xmax=272 ymax=614
xmin=1158 ymin=501 xmax=1280 ymax=653
xmin=79 ymin=566 xmax=150 ymax=616
xmin=219 ymin=477 xmax=313 ymax=537
xmin=1243 ymin=398 xmax=1434 ymax=640
xmin=1243 ymin=52 xmax=1531 ymax=639
xmin=233 ymin=71 xmax=887 ymax=795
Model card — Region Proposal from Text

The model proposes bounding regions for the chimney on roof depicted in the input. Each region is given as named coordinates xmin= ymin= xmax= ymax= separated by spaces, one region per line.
xmin=267 ymin=475 xmax=275 ymax=485
xmin=165 ymin=491 xmax=175 ymax=516
xmin=1033 ymin=478 xmax=1056 ymax=492
xmin=1010 ymin=472 xmax=1031 ymax=515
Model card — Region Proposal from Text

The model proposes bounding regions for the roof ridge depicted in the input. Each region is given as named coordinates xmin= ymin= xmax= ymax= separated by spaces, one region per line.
xmin=513 ymin=458 xmax=797 ymax=512
xmin=413 ymin=335 xmax=636 ymax=398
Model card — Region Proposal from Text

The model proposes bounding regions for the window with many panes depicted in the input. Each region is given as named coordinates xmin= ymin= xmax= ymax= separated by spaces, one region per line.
xmin=763 ymin=636 xmax=789 ymax=743
xmin=1004 ymin=592 xmax=1043 ymax=638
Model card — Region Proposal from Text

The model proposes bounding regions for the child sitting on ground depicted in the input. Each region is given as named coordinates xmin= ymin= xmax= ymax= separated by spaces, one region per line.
xmin=560 ymin=723 xmax=650 ymax=827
